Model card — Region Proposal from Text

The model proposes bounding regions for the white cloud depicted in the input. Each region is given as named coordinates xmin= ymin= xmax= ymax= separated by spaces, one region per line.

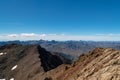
xmin=40 ymin=34 xmax=46 ymax=37
xmin=21 ymin=33 xmax=38 ymax=37
xmin=0 ymin=33 xmax=120 ymax=41
xmin=7 ymin=34 xmax=19 ymax=37
xmin=96 ymin=33 xmax=120 ymax=36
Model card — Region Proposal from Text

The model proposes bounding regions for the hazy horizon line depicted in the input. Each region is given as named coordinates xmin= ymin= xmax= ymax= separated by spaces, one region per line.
xmin=1 ymin=33 xmax=120 ymax=41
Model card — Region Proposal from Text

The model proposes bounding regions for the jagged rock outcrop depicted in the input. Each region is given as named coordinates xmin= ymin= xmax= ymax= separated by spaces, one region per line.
xmin=57 ymin=48 xmax=120 ymax=80
xmin=76 ymin=48 xmax=120 ymax=80
xmin=0 ymin=44 xmax=63 ymax=80
xmin=37 ymin=45 xmax=63 ymax=71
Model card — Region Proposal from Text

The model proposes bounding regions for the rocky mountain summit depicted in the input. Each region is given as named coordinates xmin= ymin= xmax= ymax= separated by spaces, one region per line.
xmin=77 ymin=48 xmax=120 ymax=80
xmin=0 ymin=44 xmax=120 ymax=80
xmin=58 ymin=48 xmax=120 ymax=80
xmin=0 ymin=44 xmax=63 ymax=80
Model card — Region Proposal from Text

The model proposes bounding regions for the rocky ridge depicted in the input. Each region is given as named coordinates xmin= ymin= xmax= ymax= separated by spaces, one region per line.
xmin=0 ymin=44 xmax=120 ymax=80
xmin=57 ymin=48 xmax=120 ymax=80
xmin=0 ymin=44 xmax=63 ymax=80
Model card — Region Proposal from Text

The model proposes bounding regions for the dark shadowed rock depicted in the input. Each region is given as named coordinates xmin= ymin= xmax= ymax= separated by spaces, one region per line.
xmin=37 ymin=45 xmax=63 ymax=72
xmin=0 ymin=44 xmax=63 ymax=80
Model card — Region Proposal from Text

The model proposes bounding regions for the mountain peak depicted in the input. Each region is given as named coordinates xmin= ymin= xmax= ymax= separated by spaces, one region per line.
xmin=0 ymin=44 xmax=63 ymax=80
xmin=57 ymin=48 xmax=120 ymax=80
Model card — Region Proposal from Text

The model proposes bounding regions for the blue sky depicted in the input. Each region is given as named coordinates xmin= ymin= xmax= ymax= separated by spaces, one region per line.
xmin=0 ymin=0 xmax=120 ymax=41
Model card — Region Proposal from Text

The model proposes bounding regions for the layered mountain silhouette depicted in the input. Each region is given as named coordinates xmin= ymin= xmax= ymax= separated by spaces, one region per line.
xmin=0 ymin=44 xmax=120 ymax=80
xmin=1 ymin=40 xmax=120 ymax=59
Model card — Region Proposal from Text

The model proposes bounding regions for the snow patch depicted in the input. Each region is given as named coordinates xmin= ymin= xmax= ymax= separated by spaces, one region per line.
xmin=10 ymin=78 xmax=14 ymax=80
xmin=0 ymin=52 xmax=7 ymax=56
xmin=0 ymin=53 xmax=4 ymax=56
xmin=0 ymin=79 xmax=6 ymax=80
xmin=11 ymin=65 xmax=18 ymax=71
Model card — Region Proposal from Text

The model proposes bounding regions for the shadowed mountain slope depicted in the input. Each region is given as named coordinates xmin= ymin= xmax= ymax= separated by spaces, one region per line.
xmin=0 ymin=44 xmax=63 ymax=80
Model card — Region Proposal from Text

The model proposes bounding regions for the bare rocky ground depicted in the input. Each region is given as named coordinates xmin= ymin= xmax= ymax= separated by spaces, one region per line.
xmin=57 ymin=48 xmax=120 ymax=80
xmin=0 ymin=44 xmax=63 ymax=80
xmin=0 ymin=44 xmax=120 ymax=80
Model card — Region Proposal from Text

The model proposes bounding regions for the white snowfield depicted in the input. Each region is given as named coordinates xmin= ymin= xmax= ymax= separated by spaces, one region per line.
xmin=0 ymin=53 xmax=4 ymax=56
xmin=11 ymin=65 xmax=18 ymax=71
xmin=0 ymin=79 xmax=6 ymax=80
xmin=10 ymin=78 xmax=14 ymax=80
xmin=0 ymin=52 xmax=7 ymax=56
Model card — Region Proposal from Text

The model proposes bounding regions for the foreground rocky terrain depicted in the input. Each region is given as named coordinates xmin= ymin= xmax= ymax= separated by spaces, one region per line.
xmin=0 ymin=44 xmax=120 ymax=80
xmin=58 ymin=48 xmax=120 ymax=80
xmin=0 ymin=44 xmax=64 ymax=80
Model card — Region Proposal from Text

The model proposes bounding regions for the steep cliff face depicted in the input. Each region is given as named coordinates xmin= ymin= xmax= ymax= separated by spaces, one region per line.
xmin=37 ymin=45 xmax=63 ymax=72
xmin=0 ymin=44 xmax=63 ymax=80
xmin=57 ymin=48 xmax=120 ymax=80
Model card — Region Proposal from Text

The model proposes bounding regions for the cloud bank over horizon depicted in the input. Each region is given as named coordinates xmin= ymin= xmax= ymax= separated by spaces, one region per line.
xmin=0 ymin=33 xmax=120 ymax=41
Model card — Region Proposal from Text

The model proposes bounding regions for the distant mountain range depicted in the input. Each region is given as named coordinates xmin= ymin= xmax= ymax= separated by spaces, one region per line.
xmin=0 ymin=40 xmax=120 ymax=59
